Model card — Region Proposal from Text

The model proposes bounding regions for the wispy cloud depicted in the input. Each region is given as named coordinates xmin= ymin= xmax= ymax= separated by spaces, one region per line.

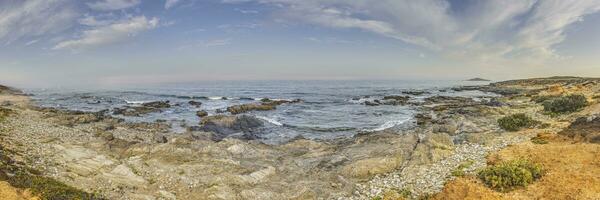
xmin=203 ymin=38 xmax=232 ymax=47
xmin=224 ymin=0 xmax=600 ymax=64
xmin=53 ymin=16 xmax=159 ymax=51
xmin=165 ymin=0 xmax=182 ymax=9
xmin=0 ymin=0 xmax=78 ymax=43
xmin=87 ymin=0 xmax=141 ymax=11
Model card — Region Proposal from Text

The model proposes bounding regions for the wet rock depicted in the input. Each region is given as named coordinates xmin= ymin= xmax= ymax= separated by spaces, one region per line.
xmin=228 ymin=99 xmax=302 ymax=114
xmin=196 ymin=110 xmax=208 ymax=117
xmin=199 ymin=115 xmax=264 ymax=140
xmin=188 ymin=100 xmax=203 ymax=107
xmin=227 ymin=103 xmax=276 ymax=114
xmin=142 ymin=101 xmax=171 ymax=108
xmin=113 ymin=101 xmax=171 ymax=116
xmin=402 ymin=90 xmax=428 ymax=95
xmin=485 ymin=98 xmax=506 ymax=107
xmin=364 ymin=101 xmax=380 ymax=106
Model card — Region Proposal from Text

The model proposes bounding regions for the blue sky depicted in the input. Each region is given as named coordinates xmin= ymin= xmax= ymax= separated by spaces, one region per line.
xmin=1 ymin=0 xmax=600 ymax=87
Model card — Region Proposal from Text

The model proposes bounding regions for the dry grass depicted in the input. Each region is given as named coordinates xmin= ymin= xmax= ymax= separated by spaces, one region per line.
xmin=0 ymin=181 xmax=39 ymax=200
xmin=433 ymin=134 xmax=600 ymax=200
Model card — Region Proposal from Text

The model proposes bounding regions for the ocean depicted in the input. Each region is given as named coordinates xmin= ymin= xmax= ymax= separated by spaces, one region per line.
xmin=26 ymin=80 xmax=496 ymax=144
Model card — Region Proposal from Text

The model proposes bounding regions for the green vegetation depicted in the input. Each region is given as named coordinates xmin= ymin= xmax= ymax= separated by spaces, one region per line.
xmin=478 ymin=159 xmax=544 ymax=192
xmin=0 ymin=107 xmax=12 ymax=122
xmin=542 ymin=94 xmax=587 ymax=114
xmin=451 ymin=160 xmax=475 ymax=177
xmin=530 ymin=136 xmax=549 ymax=144
xmin=531 ymin=95 xmax=560 ymax=103
xmin=497 ymin=113 xmax=539 ymax=131
xmin=371 ymin=196 xmax=383 ymax=200
xmin=0 ymin=146 xmax=103 ymax=200
xmin=532 ymin=94 xmax=588 ymax=114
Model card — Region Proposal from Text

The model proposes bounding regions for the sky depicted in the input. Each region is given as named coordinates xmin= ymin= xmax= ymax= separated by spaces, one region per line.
xmin=1 ymin=0 xmax=600 ymax=88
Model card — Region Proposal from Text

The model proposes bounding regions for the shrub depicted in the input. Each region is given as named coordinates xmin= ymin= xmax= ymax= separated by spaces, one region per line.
xmin=0 ymin=107 xmax=12 ymax=122
xmin=451 ymin=160 xmax=474 ymax=177
xmin=478 ymin=159 xmax=543 ymax=192
xmin=541 ymin=94 xmax=587 ymax=114
xmin=530 ymin=136 xmax=549 ymax=144
xmin=531 ymin=95 xmax=560 ymax=103
xmin=498 ymin=114 xmax=538 ymax=131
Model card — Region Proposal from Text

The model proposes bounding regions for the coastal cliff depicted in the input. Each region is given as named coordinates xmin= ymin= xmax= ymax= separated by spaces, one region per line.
xmin=1 ymin=77 xmax=599 ymax=199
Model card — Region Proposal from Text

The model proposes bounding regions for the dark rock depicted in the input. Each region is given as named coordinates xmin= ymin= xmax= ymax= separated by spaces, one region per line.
xmin=402 ymin=91 xmax=428 ymax=95
xmin=196 ymin=110 xmax=208 ymax=117
xmin=466 ymin=78 xmax=490 ymax=81
xmin=142 ymin=101 xmax=171 ymax=108
xmin=364 ymin=101 xmax=380 ymax=106
xmin=198 ymin=115 xmax=264 ymax=141
xmin=188 ymin=101 xmax=202 ymax=107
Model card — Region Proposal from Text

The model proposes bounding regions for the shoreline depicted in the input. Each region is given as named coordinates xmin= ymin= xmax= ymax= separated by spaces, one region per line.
xmin=1 ymin=77 xmax=599 ymax=199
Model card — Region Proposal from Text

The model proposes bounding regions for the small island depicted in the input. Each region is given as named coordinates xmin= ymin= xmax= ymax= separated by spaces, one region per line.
xmin=466 ymin=77 xmax=491 ymax=81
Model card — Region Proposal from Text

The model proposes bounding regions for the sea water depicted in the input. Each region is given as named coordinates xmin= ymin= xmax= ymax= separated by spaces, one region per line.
xmin=26 ymin=80 xmax=496 ymax=144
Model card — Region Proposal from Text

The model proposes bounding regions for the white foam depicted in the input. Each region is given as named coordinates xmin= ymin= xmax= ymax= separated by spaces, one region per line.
xmin=208 ymin=96 xmax=225 ymax=100
xmin=125 ymin=100 xmax=147 ymax=104
xmin=256 ymin=116 xmax=283 ymax=126
xmin=370 ymin=119 xmax=409 ymax=132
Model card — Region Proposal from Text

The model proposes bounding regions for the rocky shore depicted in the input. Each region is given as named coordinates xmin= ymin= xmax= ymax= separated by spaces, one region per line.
xmin=1 ymin=77 xmax=599 ymax=199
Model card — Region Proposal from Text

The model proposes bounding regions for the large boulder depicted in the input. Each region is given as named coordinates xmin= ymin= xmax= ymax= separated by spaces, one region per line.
xmin=113 ymin=101 xmax=171 ymax=116
xmin=198 ymin=115 xmax=264 ymax=140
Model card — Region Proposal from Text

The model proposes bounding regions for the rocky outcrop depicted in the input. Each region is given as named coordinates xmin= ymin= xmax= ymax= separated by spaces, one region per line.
xmin=197 ymin=115 xmax=264 ymax=140
xmin=188 ymin=101 xmax=202 ymax=107
xmin=227 ymin=99 xmax=302 ymax=114
xmin=113 ymin=101 xmax=171 ymax=116
xmin=559 ymin=115 xmax=600 ymax=143
xmin=196 ymin=110 xmax=208 ymax=117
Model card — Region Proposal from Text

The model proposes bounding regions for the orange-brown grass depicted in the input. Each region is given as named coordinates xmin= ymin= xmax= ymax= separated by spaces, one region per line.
xmin=433 ymin=134 xmax=600 ymax=200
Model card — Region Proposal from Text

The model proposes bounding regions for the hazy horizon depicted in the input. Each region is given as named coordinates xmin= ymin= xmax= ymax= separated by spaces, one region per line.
xmin=2 ymin=0 xmax=600 ymax=88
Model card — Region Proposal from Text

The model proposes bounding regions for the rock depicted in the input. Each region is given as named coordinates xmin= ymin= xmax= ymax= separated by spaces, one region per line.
xmin=188 ymin=101 xmax=203 ymax=107
xmin=402 ymin=91 xmax=428 ymax=95
xmin=113 ymin=101 xmax=171 ymax=116
xmin=485 ymin=98 xmax=505 ymax=107
xmin=227 ymin=103 xmax=276 ymax=114
xmin=199 ymin=115 xmax=264 ymax=140
xmin=97 ymin=131 xmax=115 ymax=141
xmin=227 ymin=99 xmax=302 ymax=114
xmin=364 ymin=101 xmax=380 ymax=106
xmin=158 ymin=190 xmax=177 ymax=200
xmin=466 ymin=78 xmax=490 ymax=81
xmin=381 ymin=95 xmax=410 ymax=105
xmin=142 ymin=101 xmax=171 ymax=108
xmin=238 ymin=166 xmax=276 ymax=184
xmin=341 ymin=155 xmax=403 ymax=179
xmin=102 ymin=164 xmax=147 ymax=186
xmin=559 ymin=116 xmax=600 ymax=143
xmin=196 ymin=110 xmax=208 ymax=117
xmin=153 ymin=134 xmax=168 ymax=143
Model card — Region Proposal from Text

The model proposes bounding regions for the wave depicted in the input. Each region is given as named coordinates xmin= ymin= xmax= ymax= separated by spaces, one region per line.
xmin=208 ymin=96 xmax=228 ymax=100
xmin=368 ymin=119 xmax=410 ymax=132
xmin=285 ymin=124 xmax=356 ymax=132
xmin=255 ymin=116 xmax=283 ymax=126
xmin=125 ymin=100 xmax=148 ymax=104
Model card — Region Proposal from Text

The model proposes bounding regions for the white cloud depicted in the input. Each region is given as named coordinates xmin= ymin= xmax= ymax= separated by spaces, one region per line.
xmin=87 ymin=0 xmax=141 ymax=11
xmin=53 ymin=16 xmax=159 ymax=50
xmin=0 ymin=0 xmax=78 ymax=43
xmin=224 ymin=0 xmax=600 ymax=64
xmin=165 ymin=0 xmax=182 ymax=9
